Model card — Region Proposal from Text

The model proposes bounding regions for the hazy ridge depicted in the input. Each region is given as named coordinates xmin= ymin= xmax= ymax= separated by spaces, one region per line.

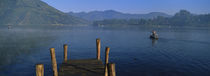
xmin=92 ymin=10 xmax=210 ymax=27
xmin=0 ymin=0 xmax=88 ymax=26
xmin=68 ymin=10 xmax=171 ymax=21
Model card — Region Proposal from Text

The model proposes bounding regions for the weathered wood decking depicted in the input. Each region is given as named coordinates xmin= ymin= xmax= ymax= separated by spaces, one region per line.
xmin=59 ymin=59 xmax=105 ymax=76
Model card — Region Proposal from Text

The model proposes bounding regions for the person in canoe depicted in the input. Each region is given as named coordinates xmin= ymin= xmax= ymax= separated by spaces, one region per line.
xmin=150 ymin=30 xmax=158 ymax=39
xmin=8 ymin=25 xmax=12 ymax=29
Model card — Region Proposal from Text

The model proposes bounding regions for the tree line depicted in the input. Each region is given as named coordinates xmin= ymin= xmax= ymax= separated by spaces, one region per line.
xmin=93 ymin=10 xmax=210 ymax=27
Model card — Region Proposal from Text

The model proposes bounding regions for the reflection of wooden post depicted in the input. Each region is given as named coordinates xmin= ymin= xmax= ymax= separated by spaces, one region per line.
xmin=96 ymin=38 xmax=101 ymax=60
xmin=108 ymin=63 xmax=116 ymax=76
xmin=50 ymin=48 xmax=58 ymax=76
xmin=105 ymin=47 xmax=110 ymax=76
xmin=36 ymin=64 xmax=44 ymax=76
xmin=64 ymin=44 xmax=68 ymax=62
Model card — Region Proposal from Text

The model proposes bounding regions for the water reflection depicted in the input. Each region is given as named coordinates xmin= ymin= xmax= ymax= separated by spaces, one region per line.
xmin=151 ymin=38 xmax=158 ymax=46
xmin=0 ymin=26 xmax=210 ymax=76
xmin=0 ymin=28 xmax=56 ymax=66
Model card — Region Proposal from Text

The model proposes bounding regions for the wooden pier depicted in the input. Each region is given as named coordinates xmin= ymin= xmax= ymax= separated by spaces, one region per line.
xmin=59 ymin=59 xmax=104 ymax=76
xmin=36 ymin=38 xmax=116 ymax=76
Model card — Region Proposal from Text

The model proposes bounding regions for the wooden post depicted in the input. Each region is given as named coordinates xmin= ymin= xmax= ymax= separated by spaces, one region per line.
xmin=105 ymin=47 xmax=110 ymax=76
xmin=50 ymin=48 xmax=58 ymax=76
xmin=96 ymin=38 xmax=101 ymax=60
xmin=105 ymin=47 xmax=110 ymax=64
xmin=64 ymin=44 xmax=68 ymax=62
xmin=108 ymin=63 xmax=116 ymax=76
xmin=36 ymin=64 xmax=44 ymax=76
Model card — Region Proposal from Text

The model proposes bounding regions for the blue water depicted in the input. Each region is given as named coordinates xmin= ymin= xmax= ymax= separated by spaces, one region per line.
xmin=0 ymin=26 xmax=210 ymax=76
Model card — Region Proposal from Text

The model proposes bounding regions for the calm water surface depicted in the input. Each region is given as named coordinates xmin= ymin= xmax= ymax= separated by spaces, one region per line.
xmin=0 ymin=26 xmax=210 ymax=76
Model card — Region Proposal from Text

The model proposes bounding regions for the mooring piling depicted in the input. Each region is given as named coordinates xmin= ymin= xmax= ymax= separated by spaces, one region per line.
xmin=96 ymin=38 xmax=101 ymax=60
xmin=105 ymin=47 xmax=110 ymax=76
xmin=108 ymin=63 xmax=116 ymax=76
xmin=63 ymin=44 xmax=68 ymax=62
xmin=105 ymin=47 xmax=110 ymax=64
xmin=36 ymin=64 xmax=44 ymax=76
xmin=50 ymin=48 xmax=58 ymax=76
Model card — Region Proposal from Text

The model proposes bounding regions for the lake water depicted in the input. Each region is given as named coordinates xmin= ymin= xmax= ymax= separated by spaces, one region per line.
xmin=0 ymin=26 xmax=210 ymax=76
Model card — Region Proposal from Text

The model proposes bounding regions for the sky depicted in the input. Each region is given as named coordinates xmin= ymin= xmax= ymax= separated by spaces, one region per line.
xmin=42 ymin=0 xmax=210 ymax=15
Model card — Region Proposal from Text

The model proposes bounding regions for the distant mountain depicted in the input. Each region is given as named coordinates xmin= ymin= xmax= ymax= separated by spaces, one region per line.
xmin=92 ymin=10 xmax=210 ymax=27
xmin=0 ymin=0 xmax=87 ymax=26
xmin=68 ymin=10 xmax=172 ymax=21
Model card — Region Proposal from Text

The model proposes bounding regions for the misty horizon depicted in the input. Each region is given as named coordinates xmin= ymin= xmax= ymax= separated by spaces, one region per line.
xmin=67 ymin=9 xmax=210 ymax=15
xmin=42 ymin=0 xmax=210 ymax=15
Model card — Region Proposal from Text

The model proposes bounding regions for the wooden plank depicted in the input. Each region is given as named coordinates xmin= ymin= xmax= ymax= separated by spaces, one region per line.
xmin=59 ymin=59 xmax=105 ymax=76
